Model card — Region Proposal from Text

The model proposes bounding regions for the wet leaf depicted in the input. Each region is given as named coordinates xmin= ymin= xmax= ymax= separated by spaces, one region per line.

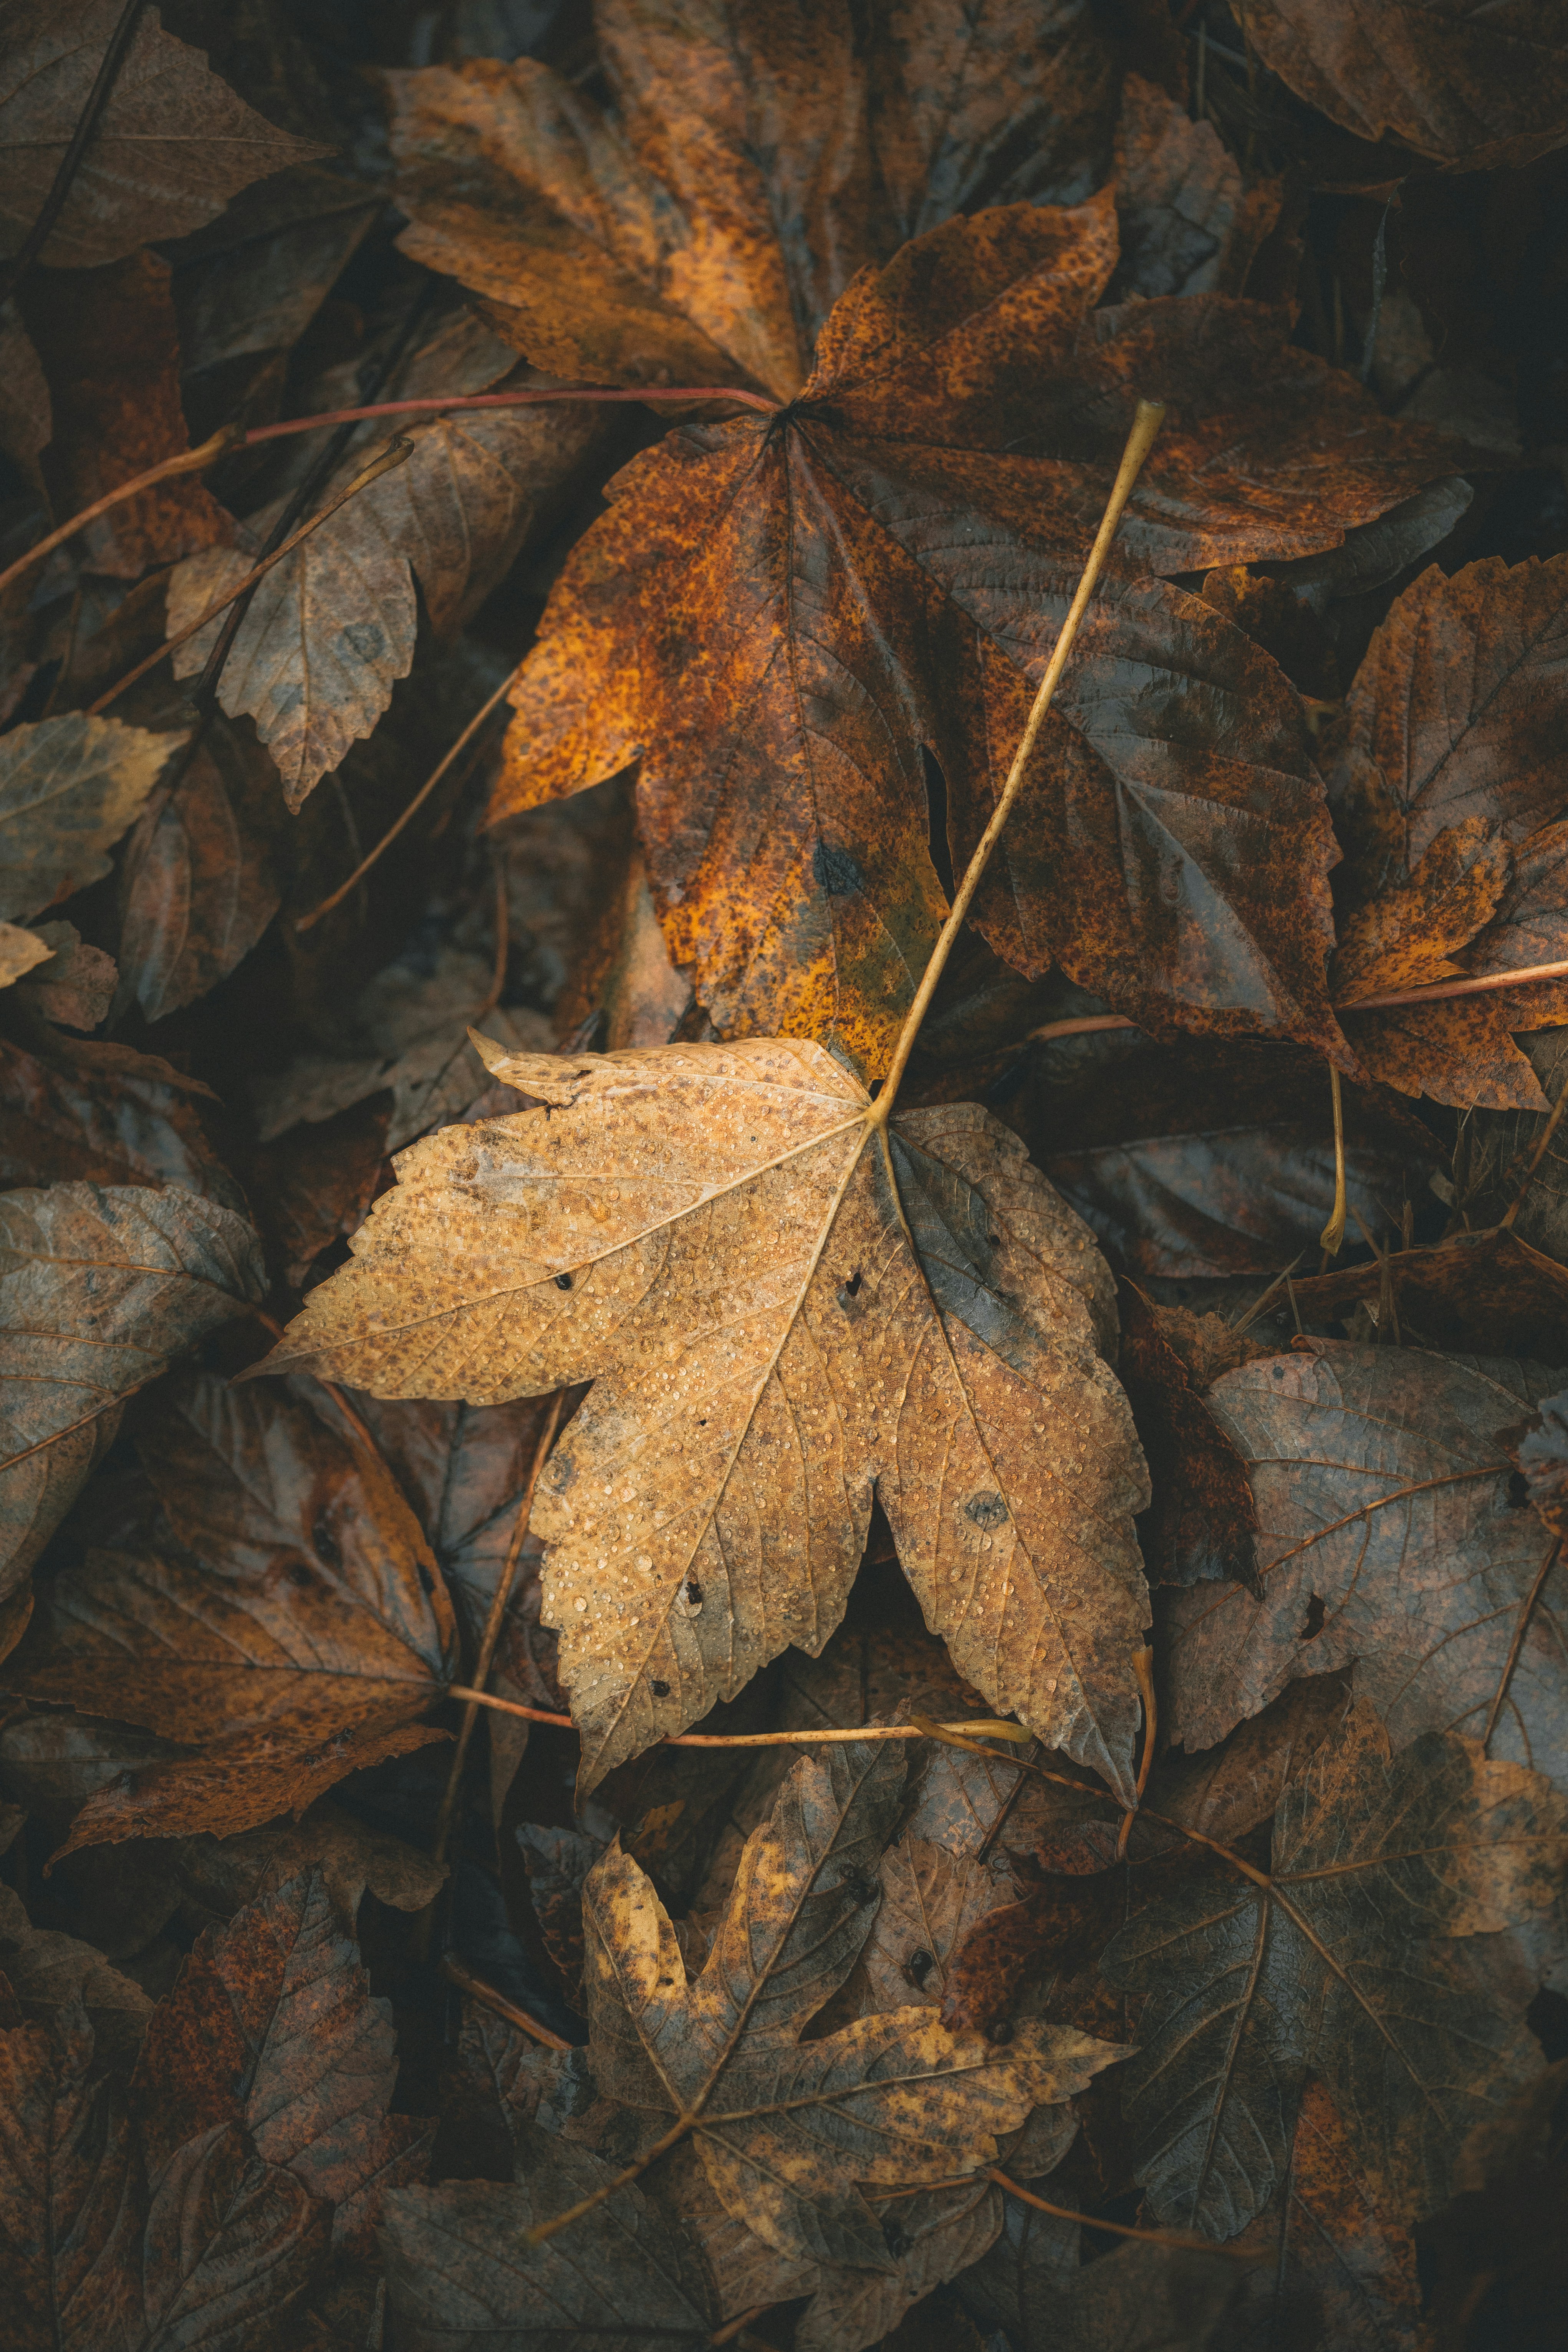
xmin=0 ymin=1185 xmax=265 ymax=1664
xmin=1162 ymin=1340 xmax=1568 ymax=1791
xmin=1102 ymin=1700 xmax=1568 ymax=2238
xmin=0 ymin=0 xmax=328 ymax=270
xmin=0 ymin=714 xmax=181 ymax=924
xmin=500 ymin=195 xmax=1459 ymax=1066
xmin=253 ymin=1035 xmax=1152 ymax=1799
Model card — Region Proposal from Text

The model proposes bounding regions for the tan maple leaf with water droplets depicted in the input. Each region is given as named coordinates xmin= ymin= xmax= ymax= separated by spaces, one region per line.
xmin=254 ymin=1034 xmax=1151 ymax=1797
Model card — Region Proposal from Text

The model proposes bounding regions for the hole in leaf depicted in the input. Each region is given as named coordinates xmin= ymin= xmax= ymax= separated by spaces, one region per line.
xmin=651 ymin=1679 xmax=670 ymax=1697
xmin=1300 ymin=1593 xmax=1327 ymax=1640
xmin=555 ymin=1271 xmax=574 ymax=1291
xmin=1507 ymin=1470 xmax=1531 ymax=1508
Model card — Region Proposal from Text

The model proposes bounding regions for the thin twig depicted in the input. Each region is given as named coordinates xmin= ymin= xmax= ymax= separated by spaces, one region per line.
xmin=708 ymin=2310 xmax=773 ymax=2350
xmin=1319 ymin=1064 xmax=1347 ymax=1260
xmin=1480 ymin=1540 xmax=1561 ymax=1751
xmin=430 ymin=1393 xmax=563 ymax=1872
xmin=0 ymin=424 xmax=243 ymax=602
xmin=1027 ymin=957 xmax=1568 ymax=1047
xmin=440 ymin=1954 xmax=571 ymax=2052
xmin=294 ymin=664 xmax=519 ymax=932
xmin=984 ymin=2170 xmax=1265 ymax=2260
xmin=0 ymin=386 xmax=775 ymax=599
xmin=874 ymin=401 xmax=1167 ymax=1116
xmin=86 ymin=437 xmax=414 ymax=715
xmin=0 ymin=0 xmax=148 ymax=308
xmin=445 ymin=1687 xmax=1032 ymax=1751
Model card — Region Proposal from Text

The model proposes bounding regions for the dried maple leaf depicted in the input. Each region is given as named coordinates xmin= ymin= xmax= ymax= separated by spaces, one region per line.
xmin=1161 ymin=1340 xmax=1568 ymax=1791
xmin=571 ymin=1741 xmax=1114 ymax=2281
xmin=131 ymin=1868 xmax=431 ymax=2256
xmin=498 ymin=195 xmax=1459 ymax=1067
xmin=2 ymin=1367 xmax=458 ymax=1848
xmin=0 ymin=0 xmax=328 ymax=270
xmin=0 ymin=1184 xmax=265 ymax=1664
xmin=0 ymin=713 xmax=181 ymax=924
xmin=381 ymin=2120 xmax=720 ymax=2351
xmin=254 ymin=1034 xmax=1152 ymax=1799
xmin=167 ymin=313 xmax=617 ymax=809
xmin=19 ymin=251 xmax=234 ymax=580
xmin=1102 ymin=1699 xmax=1568 ymax=2239
xmin=385 ymin=0 xmax=1121 ymax=398
xmin=1242 ymin=0 xmax=1568 ymax=174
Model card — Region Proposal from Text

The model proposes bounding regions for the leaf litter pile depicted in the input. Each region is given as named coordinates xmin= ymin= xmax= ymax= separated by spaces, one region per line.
xmin=6 ymin=6 xmax=1568 ymax=2350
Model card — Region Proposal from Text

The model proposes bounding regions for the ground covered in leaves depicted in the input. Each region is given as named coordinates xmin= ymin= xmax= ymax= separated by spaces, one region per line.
xmin=3 ymin=5 xmax=1568 ymax=2349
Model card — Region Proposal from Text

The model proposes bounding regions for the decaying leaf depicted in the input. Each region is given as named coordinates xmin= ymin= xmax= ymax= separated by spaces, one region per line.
xmin=386 ymin=0 xmax=1121 ymax=397
xmin=1103 ymin=1700 xmax=1568 ymax=2238
xmin=167 ymin=314 xmax=617 ymax=809
xmin=2 ymin=1367 xmax=458 ymax=1846
xmin=0 ymin=714 xmax=181 ymax=924
xmin=0 ymin=1184 xmax=265 ymax=1663
xmin=1288 ymin=1223 xmax=1568 ymax=1361
xmin=1113 ymin=73 xmax=1279 ymax=302
xmin=4 ymin=923 xmax=117 ymax=1031
xmin=1242 ymin=0 xmax=1568 ymax=173
xmin=254 ymin=1035 xmax=1153 ymax=1798
xmin=131 ymin=1868 xmax=431 ymax=2255
xmin=0 ymin=1029 xmax=245 ymax=1202
xmin=499 ymin=194 xmax=1460 ymax=1067
xmin=956 ymin=2193 xmax=1245 ymax=2349
xmin=0 ymin=1880 xmax=152 ymax=2068
xmin=1161 ymin=1341 xmax=1568 ymax=1791
xmin=0 ymin=0 xmax=328 ymax=270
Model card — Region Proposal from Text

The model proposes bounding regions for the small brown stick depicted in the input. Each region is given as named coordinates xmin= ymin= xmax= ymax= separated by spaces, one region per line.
xmin=1500 ymin=1058 xmax=1568 ymax=1227
xmin=430 ymin=1393 xmax=564 ymax=1872
xmin=86 ymin=436 xmax=414 ymax=715
xmin=984 ymin=2170 xmax=1265 ymax=2260
xmin=1480 ymin=1540 xmax=1561 ymax=1752
xmin=1319 ymin=1064 xmax=1347 ymax=1261
xmin=1116 ymin=1647 xmax=1158 ymax=1860
xmin=708 ymin=2309 xmax=773 ymax=2349
xmin=440 ymin=1954 xmax=571 ymax=2052
xmin=0 ymin=422 xmax=244 ymax=602
xmin=295 ymin=663 xmax=520 ymax=932
xmin=0 ymin=0 xmax=148 ymax=308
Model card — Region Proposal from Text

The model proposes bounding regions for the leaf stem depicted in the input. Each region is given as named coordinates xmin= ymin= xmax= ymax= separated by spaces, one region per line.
xmin=984 ymin=2170 xmax=1265 ymax=2259
xmin=445 ymin=1687 xmax=1031 ymax=1750
xmin=86 ymin=436 xmax=414 ymax=716
xmin=0 ymin=424 xmax=244 ymax=602
xmin=1500 ymin=1055 xmax=1568 ymax=1227
xmin=440 ymin=1953 xmax=571 ymax=2052
xmin=523 ymin=2110 xmax=700 ymax=2247
xmin=1116 ymin=1647 xmax=1158 ymax=1860
xmin=430 ymin=1392 xmax=563 ymax=1871
xmin=1319 ymin=1064 xmax=1347 ymax=1259
xmin=0 ymin=0 xmax=148 ymax=307
xmin=293 ymin=662 xmax=520 ymax=932
xmin=873 ymin=398 xmax=1166 ymax=1119
xmin=1027 ymin=957 xmax=1568 ymax=1046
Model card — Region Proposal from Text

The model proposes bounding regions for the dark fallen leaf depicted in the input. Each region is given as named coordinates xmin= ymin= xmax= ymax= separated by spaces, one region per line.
xmin=386 ymin=0 xmax=1120 ymax=396
xmin=957 ymin=2197 xmax=1244 ymax=2349
xmin=1288 ymin=1227 xmax=1568 ymax=1363
xmin=132 ymin=1868 xmax=431 ymax=2255
xmin=1418 ymin=2058 xmax=1568 ymax=2352
xmin=0 ymin=0 xmax=329 ymax=269
xmin=1113 ymin=73 xmax=1280 ymax=302
xmin=0 ymin=1184 xmax=265 ymax=1665
xmin=0 ymin=1026 xmax=246 ymax=1203
xmin=1103 ymin=1700 xmax=1567 ymax=2237
xmin=170 ymin=1800 xmax=445 ymax=1925
xmin=0 ymin=1879 xmax=151 ymax=2071
xmin=0 ymin=713 xmax=180 ymax=923
xmin=20 ymin=250 xmax=235 ymax=580
xmin=1017 ymin=1041 xmax=1437 ymax=1279
xmin=1118 ymin=1289 xmax=1268 ymax=1587
xmin=1199 ymin=563 xmax=1341 ymax=700
xmin=379 ymin=2116 xmax=719 ymax=2352
xmin=1514 ymin=1387 xmax=1568 ymax=1546
xmin=1162 ymin=1340 xmax=1568 ymax=1790
xmin=9 ymin=921 xmax=117 ymax=1030
xmin=239 ymin=1095 xmax=391 ymax=1291
xmin=1242 ymin=0 xmax=1568 ymax=173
